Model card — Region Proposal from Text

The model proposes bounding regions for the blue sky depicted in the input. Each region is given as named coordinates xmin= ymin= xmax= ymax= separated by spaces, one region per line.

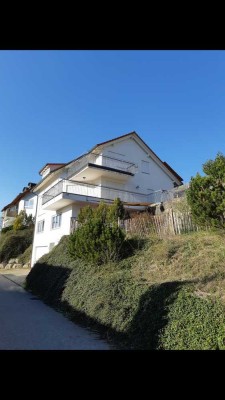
xmin=1 ymin=50 xmax=225 ymax=211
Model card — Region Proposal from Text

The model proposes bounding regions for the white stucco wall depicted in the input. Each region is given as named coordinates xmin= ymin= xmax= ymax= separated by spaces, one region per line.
xmin=18 ymin=193 xmax=37 ymax=218
xmin=31 ymin=200 xmax=74 ymax=266
xmin=101 ymin=136 xmax=177 ymax=193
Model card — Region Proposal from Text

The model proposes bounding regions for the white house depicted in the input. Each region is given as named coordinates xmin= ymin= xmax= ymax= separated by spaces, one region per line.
xmin=31 ymin=131 xmax=183 ymax=266
xmin=1 ymin=183 xmax=37 ymax=229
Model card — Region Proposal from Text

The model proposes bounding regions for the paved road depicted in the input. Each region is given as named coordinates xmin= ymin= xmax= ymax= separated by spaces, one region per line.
xmin=0 ymin=273 xmax=111 ymax=350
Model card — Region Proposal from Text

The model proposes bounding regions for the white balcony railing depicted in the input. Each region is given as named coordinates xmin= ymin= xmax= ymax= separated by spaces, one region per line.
xmin=42 ymin=180 xmax=149 ymax=205
xmin=67 ymin=153 xmax=136 ymax=178
xmin=147 ymin=185 xmax=188 ymax=204
xmin=42 ymin=180 xmax=188 ymax=207
xmin=42 ymin=180 xmax=63 ymax=205
xmin=94 ymin=155 xmax=136 ymax=173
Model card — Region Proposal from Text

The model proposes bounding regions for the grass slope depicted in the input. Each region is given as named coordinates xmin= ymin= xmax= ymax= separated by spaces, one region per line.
xmin=25 ymin=231 xmax=225 ymax=349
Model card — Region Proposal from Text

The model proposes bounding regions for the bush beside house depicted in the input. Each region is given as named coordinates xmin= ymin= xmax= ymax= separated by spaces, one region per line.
xmin=69 ymin=200 xmax=126 ymax=265
xmin=0 ymin=212 xmax=34 ymax=268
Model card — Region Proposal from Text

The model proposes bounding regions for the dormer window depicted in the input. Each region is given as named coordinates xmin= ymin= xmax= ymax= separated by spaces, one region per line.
xmin=39 ymin=163 xmax=66 ymax=179
xmin=42 ymin=167 xmax=51 ymax=178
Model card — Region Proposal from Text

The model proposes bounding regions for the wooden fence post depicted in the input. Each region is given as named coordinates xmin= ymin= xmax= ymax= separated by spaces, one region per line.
xmin=170 ymin=208 xmax=176 ymax=235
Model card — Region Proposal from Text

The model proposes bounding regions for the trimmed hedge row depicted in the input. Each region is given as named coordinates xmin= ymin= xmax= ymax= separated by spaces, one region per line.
xmin=25 ymin=235 xmax=225 ymax=349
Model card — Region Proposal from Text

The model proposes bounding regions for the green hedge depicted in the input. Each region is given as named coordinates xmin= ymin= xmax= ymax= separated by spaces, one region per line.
xmin=1 ymin=225 xmax=13 ymax=234
xmin=69 ymin=200 xmax=126 ymax=265
xmin=0 ymin=227 xmax=34 ymax=263
xmin=25 ymin=235 xmax=225 ymax=349
xmin=158 ymin=287 xmax=225 ymax=350
xmin=18 ymin=244 xmax=33 ymax=265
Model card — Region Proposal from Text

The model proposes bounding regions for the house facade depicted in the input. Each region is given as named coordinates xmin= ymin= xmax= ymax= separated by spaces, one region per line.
xmin=31 ymin=131 xmax=183 ymax=266
xmin=1 ymin=183 xmax=37 ymax=229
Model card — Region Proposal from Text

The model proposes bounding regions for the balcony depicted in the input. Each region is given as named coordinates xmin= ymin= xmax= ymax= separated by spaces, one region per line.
xmin=42 ymin=179 xmax=150 ymax=210
xmin=67 ymin=153 xmax=136 ymax=182
xmin=3 ymin=209 xmax=18 ymax=218
xmin=147 ymin=185 xmax=188 ymax=204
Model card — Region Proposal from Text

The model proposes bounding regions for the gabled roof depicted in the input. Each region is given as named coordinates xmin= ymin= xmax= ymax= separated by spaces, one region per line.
xmin=33 ymin=163 xmax=71 ymax=192
xmin=89 ymin=131 xmax=183 ymax=183
xmin=93 ymin=131 xmax=137 ymax=149
xmin=34 ymin=131 xmax=183 ymax=191
xmin=39 ymin=163 xmax=66 ymax=175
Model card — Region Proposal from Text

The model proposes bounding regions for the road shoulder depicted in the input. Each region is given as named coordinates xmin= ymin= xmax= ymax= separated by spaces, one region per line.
xmin=0 ymin=269 xmax=30 ymax=286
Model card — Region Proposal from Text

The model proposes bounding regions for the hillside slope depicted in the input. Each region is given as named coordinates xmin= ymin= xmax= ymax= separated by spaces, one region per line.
xmin=25 ymin=231 xmax=225 ymax=349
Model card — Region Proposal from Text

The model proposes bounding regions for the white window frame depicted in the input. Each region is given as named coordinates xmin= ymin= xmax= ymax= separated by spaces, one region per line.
xmin=37 ymin=220 xmax=45 ymax=233
xmin=24 ymin=199 xmax=34 ymax=209
xmin=51 ymin=214 xmax=62 ymax=229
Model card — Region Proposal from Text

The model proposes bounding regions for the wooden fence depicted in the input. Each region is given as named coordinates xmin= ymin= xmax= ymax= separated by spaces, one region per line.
xmin=71 ymin=209 xmax=207 ymax=238
xmin=122 ymin=209 xmax=205 ymax=238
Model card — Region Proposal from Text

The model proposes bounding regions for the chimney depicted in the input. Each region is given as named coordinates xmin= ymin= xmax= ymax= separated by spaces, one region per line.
xmin=28 ymin=182 xmax=36 ymax=189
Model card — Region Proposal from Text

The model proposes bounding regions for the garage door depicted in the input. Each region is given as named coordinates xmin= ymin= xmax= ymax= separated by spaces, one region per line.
xmin=35 ymin=246 xmax=48 ymax=263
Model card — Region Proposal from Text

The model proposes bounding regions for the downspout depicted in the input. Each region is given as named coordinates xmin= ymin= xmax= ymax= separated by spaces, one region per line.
xmin=30 ymin=190 xmax=39 ymax=268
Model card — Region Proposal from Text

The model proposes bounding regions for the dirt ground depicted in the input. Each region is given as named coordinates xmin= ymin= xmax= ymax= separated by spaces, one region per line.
xmin=0 ymin=268 xmax=30 ymax=286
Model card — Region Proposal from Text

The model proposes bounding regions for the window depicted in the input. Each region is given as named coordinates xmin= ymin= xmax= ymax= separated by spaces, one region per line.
xmin=51 ymin=214 xmax=61 ymax=229
xmin=10 ymin=205 xmax=18 ymax=212
xmin=24 ymin=199 xmax=34 ymax=209
xmin=37 ymin=220 xmax=45 ymax=233
xmin=141 ymin=161 xmax=150 ymax=174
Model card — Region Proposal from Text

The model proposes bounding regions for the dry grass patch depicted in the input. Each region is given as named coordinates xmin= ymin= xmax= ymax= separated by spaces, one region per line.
xmin=131 ymin=231 xmax=225 ymax=301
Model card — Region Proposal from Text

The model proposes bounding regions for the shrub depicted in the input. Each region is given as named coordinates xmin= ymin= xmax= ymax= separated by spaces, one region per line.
xmin=77 ymin=205 xmax=94 ymax=223
xmin=1 ymin=225 xmax=13 ymax=233
xmin=187 ymin=153 xmax=225 ymax=228
xmin=0 ymin=227 xmax=34 ymax=263
xmin=13 ymin=210 xmax=34 ymax=231
xmin=18 ymin=244 xmax=33 ymax=265
xmin=69 ymin=199 xmax=126 ymax=265
xmin=108 ymin=197 xmax=126 ymax=221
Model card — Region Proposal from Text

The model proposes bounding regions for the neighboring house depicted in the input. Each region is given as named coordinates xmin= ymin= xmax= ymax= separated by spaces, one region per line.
xmin=31 ymin=131 xmax=183 ymax=266
xmin=1 ymin=182 xmax=37 ymax=229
